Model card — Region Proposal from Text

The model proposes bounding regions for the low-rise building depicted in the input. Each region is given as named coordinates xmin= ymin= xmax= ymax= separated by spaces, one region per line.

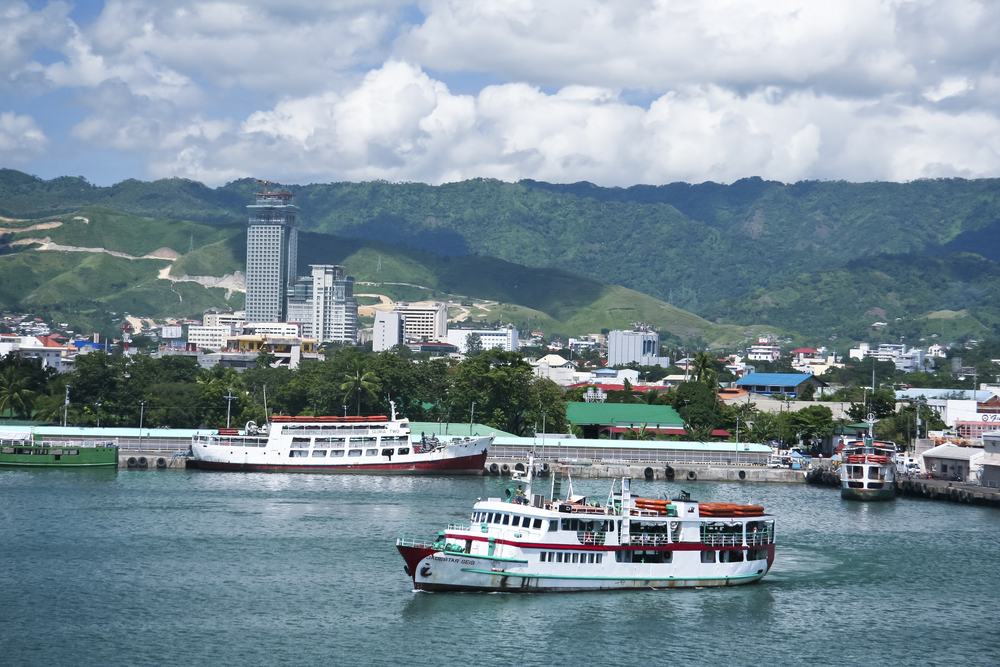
xmin=747 ymin=338 xmax=782 ymax=362
xmin=735 ymin=373 xmax=827 ymax=398
xmin=447 ymin=326 xmax=519 ymax=353
xmin=530 ymin=354 xmax=577 ymax=385
xmin=921 ymin=443 xmax=984 ymax=482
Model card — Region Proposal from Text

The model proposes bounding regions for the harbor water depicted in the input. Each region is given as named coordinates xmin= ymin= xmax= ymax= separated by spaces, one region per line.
xmin=2 ymin=470 xmax=998 ymax=667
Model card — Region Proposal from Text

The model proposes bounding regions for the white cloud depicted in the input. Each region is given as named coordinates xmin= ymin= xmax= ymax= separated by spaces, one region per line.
xmin=7 ymin=0 xmax=1000 ymax=186
xmin=131 ymin=63 xmax=1000 ymax=187
xmin=0 ymin=111 xmax=48 ymax=161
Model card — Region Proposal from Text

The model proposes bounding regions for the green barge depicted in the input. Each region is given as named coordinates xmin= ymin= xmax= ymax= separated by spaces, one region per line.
xmin=0 ymin=439 xmax=118 ymax=468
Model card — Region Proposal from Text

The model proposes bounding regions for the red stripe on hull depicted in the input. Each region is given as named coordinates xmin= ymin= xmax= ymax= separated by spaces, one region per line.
xmin=189 ymin=451 xmax=487 ymax=475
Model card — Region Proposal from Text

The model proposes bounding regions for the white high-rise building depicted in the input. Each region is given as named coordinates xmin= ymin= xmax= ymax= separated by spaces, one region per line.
xmin=245 ymin=191 xmax=298 ymax=323
xmin=373 ymin=311 xmax=404 ymax=351
xmin=311 ymin=265 xmax=358 ymax=344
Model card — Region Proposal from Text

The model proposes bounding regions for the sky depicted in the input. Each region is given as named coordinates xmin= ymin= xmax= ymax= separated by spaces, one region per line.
xmin=2 ymin=0 xmax=1000 ymax=187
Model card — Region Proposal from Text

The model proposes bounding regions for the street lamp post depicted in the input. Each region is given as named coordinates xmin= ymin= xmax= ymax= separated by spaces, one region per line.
xmin=224 ymin=387 xmax=236 ymax=428
xmin=138 ymin=400 xmax=146 ymax=450
xmin=63 ymin=385 xmax=70 ymax=427
xmin=470 ymin=401 xmax=476 ymax=435
xmin=96 ymin=401 xmax=102 ymax=428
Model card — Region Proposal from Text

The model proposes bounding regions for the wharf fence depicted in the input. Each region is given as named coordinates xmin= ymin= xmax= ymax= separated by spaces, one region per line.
xmin=490 ymin=443 xmax=769 ymax=466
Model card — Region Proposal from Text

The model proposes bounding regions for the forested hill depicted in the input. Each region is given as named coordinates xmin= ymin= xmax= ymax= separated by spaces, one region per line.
xmin=3 ymin=169 xmax=1000 ymax=341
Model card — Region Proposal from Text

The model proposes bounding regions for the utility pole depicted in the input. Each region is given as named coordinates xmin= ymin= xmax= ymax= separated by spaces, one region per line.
xmin=63 ymin=385 xmax=70 ymax=427
xmin=470 ymin=401 xmax=476 ymax=435
xmin=138 ymin=400 xmax=146 ymax=450
xmin=96 ymin=401 xmax=102 ymax=428
xmin=224 ymin=387 xmax=236 ymax=428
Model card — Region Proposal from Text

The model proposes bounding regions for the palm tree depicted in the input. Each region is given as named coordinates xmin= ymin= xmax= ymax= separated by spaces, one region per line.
xmin=691 ymin=351 xmax=714 ymax=384
xmin=0 ymin=368 xmax=36 ymax=419
xmin=340 ymin=360 xmax=381 ymax=416
xmin=623 ymin=424 xmax=655 ymax=440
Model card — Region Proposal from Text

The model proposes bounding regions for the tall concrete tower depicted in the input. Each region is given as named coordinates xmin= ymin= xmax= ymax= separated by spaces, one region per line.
xmin=245 ymin=190 xmax=298 ymax=323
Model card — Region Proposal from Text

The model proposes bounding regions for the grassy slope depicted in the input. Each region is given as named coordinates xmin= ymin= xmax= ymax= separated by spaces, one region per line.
xmin=701 ymin=253 xmax=1000 ymax=345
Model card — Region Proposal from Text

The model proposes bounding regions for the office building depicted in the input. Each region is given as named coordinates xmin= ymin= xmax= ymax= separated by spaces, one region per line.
xmin=394 ymin=302 xmax=447 ymax=341
xmin=311 ymin=265 xmax=358 ymax=344
xmin=608 ymin=330 xmax=669 ymax=367
xmin=447 ymin=327 xmax=519 ymax=353
xmin=245 ymin=191 xmax=298 ymax=323
xmin=374 ymin=311 xmax=404 ymax=351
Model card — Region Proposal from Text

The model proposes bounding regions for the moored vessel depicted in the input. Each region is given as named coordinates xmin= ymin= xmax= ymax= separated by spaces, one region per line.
xmin=396 ymin=459 xmax=776 ymax=592
xmin=839 ymin=438 xmax=897 ymax=501
xmin=0 ymin=431 xmax=118 ymax=468
xmin=189 ymin=404 xmax=491 ymax=474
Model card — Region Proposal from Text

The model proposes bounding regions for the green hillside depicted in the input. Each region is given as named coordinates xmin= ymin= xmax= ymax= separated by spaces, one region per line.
xmin=701 ymin=253 xmax=1000 ymax=345
xmin=1 ymin=208 xmax=778 ymax=347
xmin=4 ymin=169 xmax=1000 ymax=347
xmin=5 ymin=170 xmax=1000 ymax=322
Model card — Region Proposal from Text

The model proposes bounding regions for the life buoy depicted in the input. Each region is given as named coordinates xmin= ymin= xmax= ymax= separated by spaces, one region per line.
xmin=687 ymin=470 xmax=697 ymax=481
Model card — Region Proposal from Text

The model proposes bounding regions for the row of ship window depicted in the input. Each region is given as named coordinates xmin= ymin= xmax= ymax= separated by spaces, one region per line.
xmin=289 ymin=447 xmax=410 ymax=458
xmin=472 ymin=511 xmax=546 ymax=530
xmin=536 ymin=549 xmax=768 ymax=564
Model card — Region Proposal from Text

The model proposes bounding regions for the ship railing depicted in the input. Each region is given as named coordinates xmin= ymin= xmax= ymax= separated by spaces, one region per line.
xmin=446 ymin=523 xmax=471 ymax=532
xmin=396 ymin=538 xmax=437 ymax=549
xmin=746 ymin=532 xmax=773 ymax=546
xmin=576 ymin=530 xmax=609 ymax=546
xmin=700 ymin=534 xmax=744 ymax=547
xmin=626 ymin=533 xmax=670 ymax=546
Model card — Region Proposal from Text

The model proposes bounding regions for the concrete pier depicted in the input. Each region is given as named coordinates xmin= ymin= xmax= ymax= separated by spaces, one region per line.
xmin=897 ymin=477 xmax=1000 ymax=508
xmin=484 ymin=458 xmax=806 ymax=483
xmin=118 ymin=453 xmax=188 ymax=469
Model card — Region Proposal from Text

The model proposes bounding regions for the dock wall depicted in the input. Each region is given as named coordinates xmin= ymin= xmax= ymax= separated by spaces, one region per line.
xmin=118 ymin=453 xmax=188 ymax=469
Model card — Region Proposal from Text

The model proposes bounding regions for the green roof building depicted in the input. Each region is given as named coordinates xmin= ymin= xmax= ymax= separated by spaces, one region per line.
xmin=566 ymin=403 xmax=684 ymax=439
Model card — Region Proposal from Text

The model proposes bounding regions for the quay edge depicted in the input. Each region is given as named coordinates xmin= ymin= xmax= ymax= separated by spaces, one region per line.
xmin=485 ymin=458 xmax=806 ymax=483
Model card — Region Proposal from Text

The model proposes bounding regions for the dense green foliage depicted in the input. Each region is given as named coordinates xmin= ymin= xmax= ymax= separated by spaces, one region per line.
xmin=0 ymin=347 xmax=567 ymax=436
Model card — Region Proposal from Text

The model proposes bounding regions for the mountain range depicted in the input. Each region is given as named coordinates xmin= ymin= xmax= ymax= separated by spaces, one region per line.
xmin=2 ymin=168 xmax=999 ymax=350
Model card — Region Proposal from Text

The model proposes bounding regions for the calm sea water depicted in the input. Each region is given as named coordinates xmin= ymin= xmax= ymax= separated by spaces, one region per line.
xmin=2 ymin=469 xmax=998 ymax=667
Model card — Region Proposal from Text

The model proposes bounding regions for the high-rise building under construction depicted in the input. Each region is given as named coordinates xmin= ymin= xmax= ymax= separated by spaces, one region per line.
xmin=245 ymin=190 xmax=298 ymax=323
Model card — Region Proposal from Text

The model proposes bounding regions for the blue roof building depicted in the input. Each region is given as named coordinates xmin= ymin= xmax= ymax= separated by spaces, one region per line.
xmin=735 ymin=372 xmax=826 ymax=398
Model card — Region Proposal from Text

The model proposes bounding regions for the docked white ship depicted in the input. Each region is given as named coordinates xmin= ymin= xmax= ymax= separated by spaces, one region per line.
xmin=397 ymin=460 xmax=776 ymax=592
xmin=839 ymin=438 xmax=898 ymax=501
xmin=189 ymin=406 xmax=491 ymax=475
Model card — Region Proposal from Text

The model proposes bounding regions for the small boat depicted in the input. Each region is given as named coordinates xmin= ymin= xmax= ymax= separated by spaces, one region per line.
xmin=189 ymin=402 xmax=491 ymax=475
xmin=396 ymin=457 xmax=776 ymax=592
xmin=839 ymin=438 xmax=897 ymax=501
xmin=0 ymin=431 xmax=118 ymax=468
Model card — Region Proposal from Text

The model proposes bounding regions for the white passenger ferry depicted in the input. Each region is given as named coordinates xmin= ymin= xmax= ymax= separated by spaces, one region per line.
xmin=396 ymin=460 xmax=775 ymax=592
xmin=190 ymin=405 xmax=491 ymax=474
xmin=839 ymin=438 xmax=898 ymax=501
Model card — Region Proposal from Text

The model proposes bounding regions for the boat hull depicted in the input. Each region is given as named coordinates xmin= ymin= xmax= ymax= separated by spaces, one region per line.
xmin=0 ymin=446 xmax=118 ymax=468
xmin=189 ymin=449 xmax=488 ymax=475
xmin=398 ymin=544 xmax=774 ymax=593
xmin=840 ymin=485 xmax=896 ymax=501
